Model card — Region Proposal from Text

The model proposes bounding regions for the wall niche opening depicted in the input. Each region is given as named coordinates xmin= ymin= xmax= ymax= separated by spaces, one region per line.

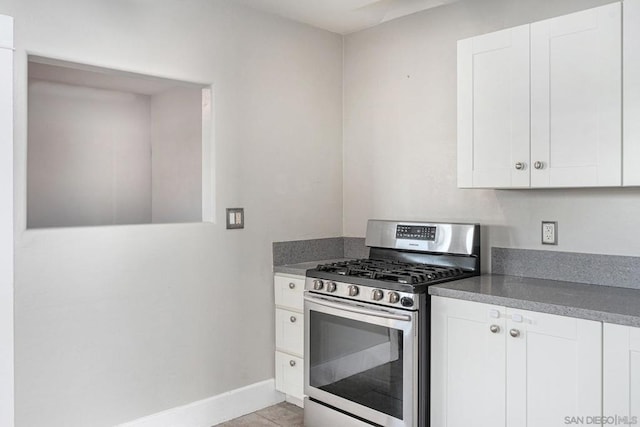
xmin=27 ymin=56 xmax=213 ymax=228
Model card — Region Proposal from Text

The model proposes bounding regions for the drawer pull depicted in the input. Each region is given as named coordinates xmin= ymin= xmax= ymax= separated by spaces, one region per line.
xmin=290 ymin=316 xmax=297 ymax=323
xmin=289 ymin=282 xmax=296 ymax=289
xmin=289 ymin=360 xmax=296 ymax=367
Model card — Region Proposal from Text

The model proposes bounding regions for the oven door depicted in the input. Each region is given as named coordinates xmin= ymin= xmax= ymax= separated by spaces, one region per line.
xmin=304 ymin=293 xmax=418 ymax=427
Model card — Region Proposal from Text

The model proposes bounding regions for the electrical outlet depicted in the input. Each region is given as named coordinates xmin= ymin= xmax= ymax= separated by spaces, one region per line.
xmin=541 ymin=221 xmax=557 ymax=245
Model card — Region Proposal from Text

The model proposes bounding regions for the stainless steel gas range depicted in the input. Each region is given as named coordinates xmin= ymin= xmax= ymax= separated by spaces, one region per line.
xmin=303 ymin=220 xmax=481 ymax=427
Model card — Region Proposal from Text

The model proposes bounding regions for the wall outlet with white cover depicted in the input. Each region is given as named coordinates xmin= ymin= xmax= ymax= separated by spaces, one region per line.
xmin=542 ymin=221 xmax=558 ymax=245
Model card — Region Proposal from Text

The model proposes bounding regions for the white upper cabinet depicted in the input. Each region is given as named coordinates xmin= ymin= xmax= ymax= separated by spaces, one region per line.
xmin=457 ymin=25 xmax=530 ymax=188
xmin=458 ymin=3 xmax=623 ymax=189
xmin=531 ymin=4 xmax=621 ymax=187
xmin=624 ymin=0 xmax=640 ymax=185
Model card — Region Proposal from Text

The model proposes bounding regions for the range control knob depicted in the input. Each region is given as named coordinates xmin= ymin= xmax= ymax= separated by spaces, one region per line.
xmin=348 ymin=285 xmax=359 ymax=297
xmin=388 ymin=292 xmax=400 ymax=304
xmin=400 ymin=297 xmax=414 ymax=308
xmin=371 ymin=289 xmax=384 ymax=301
xmin=326 ymin=282 xmax=337 ymax=293
xmin=313 ymin=280 xmax=324 ymax=291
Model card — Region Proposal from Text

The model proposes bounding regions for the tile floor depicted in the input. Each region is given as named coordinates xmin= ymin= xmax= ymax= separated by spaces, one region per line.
xmin=214 ymin=402 xmax=303 ymax=427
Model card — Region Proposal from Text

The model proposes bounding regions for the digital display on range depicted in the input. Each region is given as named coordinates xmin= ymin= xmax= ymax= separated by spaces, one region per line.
xmin=396 ymin=225 xmax=436 ymax=241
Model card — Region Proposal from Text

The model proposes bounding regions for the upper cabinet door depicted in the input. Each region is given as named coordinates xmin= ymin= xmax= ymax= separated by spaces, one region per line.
xmin=624 ymin=0 xmax=640 ymax=186
xmin=530 ymin=3 xmax=622 ymax=187
xmin=457 ymin=25 xmax=530 ymax=188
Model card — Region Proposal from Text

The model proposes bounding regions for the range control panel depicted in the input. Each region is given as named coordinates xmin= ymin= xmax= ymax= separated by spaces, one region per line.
xmin=396 ymin=225 xmax=437 ymax=241
xmin=305 ymin=278 xmax=418 ymax=310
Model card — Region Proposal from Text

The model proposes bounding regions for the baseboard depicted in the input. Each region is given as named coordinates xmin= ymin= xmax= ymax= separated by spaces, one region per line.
xmin=117 ymin=379 xmax=285 ymax=427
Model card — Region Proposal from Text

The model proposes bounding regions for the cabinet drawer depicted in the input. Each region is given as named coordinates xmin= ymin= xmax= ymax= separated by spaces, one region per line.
xmin=274 ymin=274 xmax=304 ymax=311
xmin=276 ymin=308 xmax=304 ymax=356
xmin=275 ymin=351 xmax=304 ymax=401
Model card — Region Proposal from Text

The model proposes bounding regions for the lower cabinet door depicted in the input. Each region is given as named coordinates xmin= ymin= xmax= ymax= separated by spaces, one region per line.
xmin=274 ymin=274 xmax=305 ymax=311
xmin=604 ymin=323 xmax=640 ymax=422
xmin=506 ymin=309 xmax=602 ymax=427
xmin=275 ymin=351 xmax=303 ymax=401
xmin=431 ymin=297 xmax=507 ymax=427
xmin=275 ymin=308 xmax=303 ymax=356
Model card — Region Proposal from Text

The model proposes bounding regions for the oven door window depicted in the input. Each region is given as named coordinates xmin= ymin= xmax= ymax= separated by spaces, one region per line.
xmin=309 ymin=310 xmax=404 ymax=419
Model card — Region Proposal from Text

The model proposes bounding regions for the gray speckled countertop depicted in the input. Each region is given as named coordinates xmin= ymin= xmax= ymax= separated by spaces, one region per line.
xmin=429 ymin=274 xmax=640 ymax=328
xmin=273 ymin=259 xmax=352 ymax=276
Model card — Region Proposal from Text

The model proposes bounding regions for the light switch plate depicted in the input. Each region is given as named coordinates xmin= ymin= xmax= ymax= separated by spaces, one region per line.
xmin=541 ymin=221 xmax=557 ymax=245
xmin=226 ymin=208 xmax=244 ymax=229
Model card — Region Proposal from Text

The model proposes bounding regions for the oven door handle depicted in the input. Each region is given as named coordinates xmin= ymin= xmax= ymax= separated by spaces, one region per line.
xmin=304 ymin=295 xmax=412 ymax=322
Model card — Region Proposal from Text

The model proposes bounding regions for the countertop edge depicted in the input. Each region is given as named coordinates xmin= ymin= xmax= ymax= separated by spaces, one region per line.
xmin=273 ymin=266 xmax=308 ymax=276
xmin=273 ymin=258 xmax=352 ymax=276
xmin=429 ymin=280 xmax=640 ymax=328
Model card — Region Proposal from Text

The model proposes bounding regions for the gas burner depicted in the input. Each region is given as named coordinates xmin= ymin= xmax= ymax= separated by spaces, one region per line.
xmin=307 ymin=221 xmax=480 ymax=295
xmin=316 ymin=259 xmax=464 ymax=285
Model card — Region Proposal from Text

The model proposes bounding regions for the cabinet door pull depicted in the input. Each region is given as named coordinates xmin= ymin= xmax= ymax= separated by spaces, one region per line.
xmin=289 ymin=316 xmax=297 ymax=323
xmin=515 ymin=162 xmax=526 ymax=170
xmin=490 ymin=324 xmax=500 ymax=334
xmin=511 ymin=313 xmax=523 ymax=323
xmin=289 ymin=360 xmax=296 ymax=367
xmin=534 ymin=161 xmax=544 ymax=169
xmin=288 ymin=282 xmax=296 ymax=289
xmin=510 ymin=328 xmax=520 ymax=338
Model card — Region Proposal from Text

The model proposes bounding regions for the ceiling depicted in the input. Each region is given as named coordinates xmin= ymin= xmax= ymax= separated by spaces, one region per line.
xmin=234 ymin=0 xmax=459 ymax=35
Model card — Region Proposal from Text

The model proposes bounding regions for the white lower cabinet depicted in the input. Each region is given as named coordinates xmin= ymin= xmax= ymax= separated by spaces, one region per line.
xmin=275 ymin=352 xmax=304 ymax=403
xmin=431 ymin=296 xmax=602 ymax=427
xmin=274 ymin=273 xmax=305 ymax=406
xmin=604 ymin=323 xmax=640 ymax=421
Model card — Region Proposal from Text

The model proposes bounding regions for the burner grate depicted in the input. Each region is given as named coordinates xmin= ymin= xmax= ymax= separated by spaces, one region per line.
xmin=316 ymin=259 xmax=464 ymax=285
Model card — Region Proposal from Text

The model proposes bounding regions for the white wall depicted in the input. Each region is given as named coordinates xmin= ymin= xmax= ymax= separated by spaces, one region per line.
xmin=0 ymin=13 xmax=14 ymax=427
xmin=0 ymin=0 xmax=343 ymax=426
xmin=343 ymin=0 xmax=640 ymax=268
xmin=27 ymin=80 xmax=152 ymax=227
xmin=9 ymin=0 xmax=632 ymax=424
xmin=150 ymin=87 xmax=202 ymax=223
